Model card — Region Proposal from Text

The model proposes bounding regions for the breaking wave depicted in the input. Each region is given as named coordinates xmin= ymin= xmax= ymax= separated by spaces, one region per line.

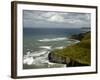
xmin=39 ymin=46 xmax=52 ymax=50
xmin=55 ymin=46 xmax=64 ymax=49
xmin=23 ymin=50 xmax=50 ymax=65
xmin=38 ymin=37 xmax=67 ymax=42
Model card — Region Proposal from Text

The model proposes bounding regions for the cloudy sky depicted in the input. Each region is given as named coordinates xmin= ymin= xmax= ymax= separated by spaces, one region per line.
xmin=23 ymin=10 xmax=91 ymax=28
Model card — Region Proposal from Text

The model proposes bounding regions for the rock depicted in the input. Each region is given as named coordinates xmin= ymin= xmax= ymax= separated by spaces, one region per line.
xmin=67 ymin=59 xmax=89 ymax=67
xmin=48 ymin=52 xmax=89 ymax=67
xmin=48 ymin=52 xmax=70 ymax=64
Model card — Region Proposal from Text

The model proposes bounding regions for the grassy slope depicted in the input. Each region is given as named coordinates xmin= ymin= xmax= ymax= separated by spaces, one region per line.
xmin=51 ymin=32 xmax=91 ymax=65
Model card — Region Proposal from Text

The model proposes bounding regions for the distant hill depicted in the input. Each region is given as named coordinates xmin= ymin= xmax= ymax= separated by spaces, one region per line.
xmin=81 ymin=27 xmax=91 ymax=32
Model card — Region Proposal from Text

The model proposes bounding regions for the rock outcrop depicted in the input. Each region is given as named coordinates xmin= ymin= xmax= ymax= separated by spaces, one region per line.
xmin=48 ymin=52 xmax=70 ymax=64
xmin=48 ymin=52 xmax=89 ymax=67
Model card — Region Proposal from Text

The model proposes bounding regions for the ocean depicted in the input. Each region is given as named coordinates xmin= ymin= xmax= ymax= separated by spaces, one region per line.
xmin=23 ymin=28 xmax=82 ymax=69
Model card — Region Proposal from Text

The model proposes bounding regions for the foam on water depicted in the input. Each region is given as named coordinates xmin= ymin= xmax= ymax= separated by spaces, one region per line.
xmin=24 ymin=50 xmax=49 ymax=58
xmin=24 ymin=57 xmax=34 ymax=65
xmin=23 ymin=49 xmax=50 ymax=65
xmin=38 ymin=37 xmax=67 ymax=42
xmin=55 ymin=46 xmax=64 ymax=49
xmin=39 ymin=46 xmax=51 ymax=50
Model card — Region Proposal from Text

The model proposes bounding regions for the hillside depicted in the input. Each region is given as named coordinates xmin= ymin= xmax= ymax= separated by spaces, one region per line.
xmin=48 ymin=32 xmax=91 ymax=67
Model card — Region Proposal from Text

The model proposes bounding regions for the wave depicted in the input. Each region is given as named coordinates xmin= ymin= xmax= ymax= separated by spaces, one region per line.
xmin=55 ymin=46 xmax=64 ymax=49
xmin=39 ymin=46 xmax=51 ymax=50
xmin=24 ymin=57 xmax=34 ymax=65
xmin=24 ymin=50 xmax=49 ymax=58
xmin=23 ymin=50 xmax=49 ymax=65
xmin=38 ymin=37 xmax=67 ymax=42
xmin=23 ymin=56 xmax=47 ymax=65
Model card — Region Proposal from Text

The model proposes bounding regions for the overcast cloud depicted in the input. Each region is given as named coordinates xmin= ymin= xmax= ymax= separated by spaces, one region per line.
xmin=23 ymin=10 xmax=91 ymax=28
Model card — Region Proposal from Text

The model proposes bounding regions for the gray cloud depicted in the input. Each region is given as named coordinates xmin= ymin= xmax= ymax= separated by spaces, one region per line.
xmin=23 ymin=10 xmax=91 ymax=28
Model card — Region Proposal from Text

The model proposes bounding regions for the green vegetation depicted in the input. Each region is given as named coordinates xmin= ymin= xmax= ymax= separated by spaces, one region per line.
xmin=50 ymin=32 xmax=91 ymax=66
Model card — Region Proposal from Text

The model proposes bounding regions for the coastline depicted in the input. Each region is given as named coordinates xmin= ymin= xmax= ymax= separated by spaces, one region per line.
xmin=48 ymin=31 xmax=91 ymax=67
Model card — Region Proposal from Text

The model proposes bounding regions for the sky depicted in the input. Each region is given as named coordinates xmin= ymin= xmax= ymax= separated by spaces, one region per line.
xmin=23 ymin=10 xmax=91 ymax=28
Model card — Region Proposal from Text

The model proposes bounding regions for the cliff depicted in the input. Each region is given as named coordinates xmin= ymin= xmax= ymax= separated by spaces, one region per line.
xmin=48 ymin=32 xmax=91 ymax=67
xmin=69 ymin=31 xmax=90 ymax=40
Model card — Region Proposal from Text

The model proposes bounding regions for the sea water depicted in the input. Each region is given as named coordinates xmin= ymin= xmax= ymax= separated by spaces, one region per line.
xmin=23 ymin=28 xmax=82 ymax=69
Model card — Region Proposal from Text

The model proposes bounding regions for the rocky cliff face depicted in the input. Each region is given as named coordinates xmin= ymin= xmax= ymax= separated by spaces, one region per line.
xmin=48 ymin=52 xmax=89 ymax=67
xmin=48 ymin=52 xmax=70 ymax=64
